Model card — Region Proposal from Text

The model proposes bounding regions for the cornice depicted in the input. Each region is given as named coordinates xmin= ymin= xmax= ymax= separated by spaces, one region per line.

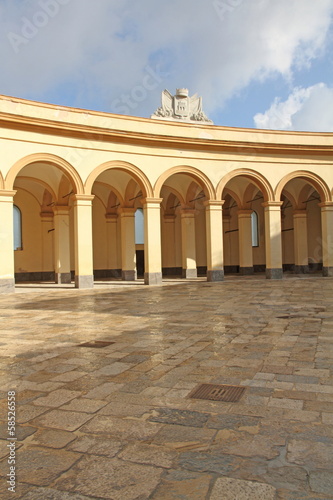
xmin=1 ymin=95 xmax=333 ymax=157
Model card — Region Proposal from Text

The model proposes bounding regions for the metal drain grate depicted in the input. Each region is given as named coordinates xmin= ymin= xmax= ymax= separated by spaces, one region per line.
xmin=189 ymin=383 xmax=246 ymax=402
xmin=78 ymin=341 xmax=115 ymax=348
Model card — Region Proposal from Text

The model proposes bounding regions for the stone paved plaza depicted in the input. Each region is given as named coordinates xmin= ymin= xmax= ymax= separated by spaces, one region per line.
xmin=1 ymin=275 xmax=333 ymax=499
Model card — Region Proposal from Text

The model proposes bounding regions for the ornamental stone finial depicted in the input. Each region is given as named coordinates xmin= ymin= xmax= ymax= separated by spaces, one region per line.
xmin=151 ymin=89 xmax=213 ymax=124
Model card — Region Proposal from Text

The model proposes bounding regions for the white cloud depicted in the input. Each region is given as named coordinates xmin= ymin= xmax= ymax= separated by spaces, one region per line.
xmin=254 ymin=83 xmax=333 ymax=132
xmin=0 ymin=0 xmax=332 ymax=119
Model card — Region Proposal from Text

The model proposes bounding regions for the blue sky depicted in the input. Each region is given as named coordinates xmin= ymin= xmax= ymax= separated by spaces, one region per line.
xmin=1 ymin=0 xmax=333 ymax=131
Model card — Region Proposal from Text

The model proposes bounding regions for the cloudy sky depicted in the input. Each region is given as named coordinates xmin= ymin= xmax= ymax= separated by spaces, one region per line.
xmin=1 ymin=0 xmax=333 ymax=131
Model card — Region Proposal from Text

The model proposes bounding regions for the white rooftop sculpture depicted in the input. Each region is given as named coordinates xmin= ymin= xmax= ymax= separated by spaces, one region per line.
xmin=151 ymin=88 xmax=213 ymax=124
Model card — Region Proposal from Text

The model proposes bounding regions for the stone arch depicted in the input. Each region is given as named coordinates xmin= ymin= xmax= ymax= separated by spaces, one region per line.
xmin=85 ymin=161 xmax=153 ymax=198
xmin=275 ymin=171 xmax=331 ymax=203
xmin=216 ymin=169 xmax=274 ymax=202
xmin=5 ymin=153 xmax=84 ymax=194
xmin=222 ymin=188 xmax=242 ymax=209
xmin=281 ymin=188 xmax=297 ymax=210
xmin=125 ymin=179 xmax=142 ymax=206
xmin=154 ymin=165 xmax=216 ymax=200
xmin=106 ymin=190 xmax=124 ymax=213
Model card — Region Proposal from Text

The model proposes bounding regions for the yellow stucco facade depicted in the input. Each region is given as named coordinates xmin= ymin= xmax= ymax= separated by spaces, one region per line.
xmin=1 ymin=94 xmax=333 ymax=293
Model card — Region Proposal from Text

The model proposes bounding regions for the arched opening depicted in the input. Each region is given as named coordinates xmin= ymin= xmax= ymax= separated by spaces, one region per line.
xmin=13 ymin=205 xmax=22 ymax=251
xmin=221 ymin=176 xmax=268 ymax=275
xmin=157 ymin=169 xmax=212 ymax=279
xmin=135 ymin=208 xmax=145 ymax=277
xmin=8 ymin=158 xmax=78 ymax=285
xmin=280 ymin=180 xmax=323 ymax=274
xmin=90 ymin=164 xmax=150 ymax=282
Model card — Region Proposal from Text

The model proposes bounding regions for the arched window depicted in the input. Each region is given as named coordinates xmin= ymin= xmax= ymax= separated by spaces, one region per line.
xmin=135 ymin=208 xmax=144 ymax=244
xmin=251 ymin=211 xmax=259 ymax=247
xmin=13 ymin=205 xmax=22 ymax=250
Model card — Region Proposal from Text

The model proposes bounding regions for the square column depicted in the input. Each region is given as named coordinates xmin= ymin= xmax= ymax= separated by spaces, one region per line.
xmin=73 ymin=195 xmax=94 ymax=288
xmin=238 ymin=209 xmax=254 ymax=275
xmin=163 ymin=214 xmax=176 ymax=270
xmin=120 ymin=208 xmax=137 ymax=281
xmin=0 ymin=190 xmax=16 ymax=293
xmin=40 ymin=212 xmax=54 ymax=280
xmin=262 ymin=201 xmax=283 ymax=279
xmin=142 ymin=198 xmax=162 ymax=285
xmin=181 ymin=209 xmax=197 ymax=278
xmin=293 ymin=210 xmax=309 ymax=273
xmin=53 ymin=206 xmax=71 ymax=283
xmin=320 ymin=202 xmax=333 ymax=276
xmin=106 ymin=214 xmax=120 ymax=274
xmin=205 ymin=201 xmax=224 ymax=282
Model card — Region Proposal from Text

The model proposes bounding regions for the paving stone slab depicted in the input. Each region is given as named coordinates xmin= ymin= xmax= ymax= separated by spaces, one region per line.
xmin=54 ymin=455 xmax=163 ymax=500
xmin=151 ymin=469 xmax=212 ymax=499
xmin=309 ymin=470 xmax=333 ymax=496
xmin=67 ymin=434 xmax=123 ymax=456
xmin=210 ymin=477 xmax=277 ymax=500
xmin=1 ymin=446 xmax=80 ymax=486
xmin=149 ymin=408 xmax=209 ymax=427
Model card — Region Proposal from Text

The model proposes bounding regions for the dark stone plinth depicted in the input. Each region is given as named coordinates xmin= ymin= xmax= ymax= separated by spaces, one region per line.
xmin=144 ymin=272 xmax=162 ymax=285
xmin=266 ymin=268 xmax=283 ymax=280
xmin=182 ymin=269 xmax=197 ymax=279
xmin=293 ymin=265 xmax=309 ymax=274
xmin=55 ymin=272 xmax=72 ymax=284
xmin=0 ymin=278 xmax=15 ymax=294
xmin=121 ymin=270 xmax=137 ymax=281
xmin=239 ymin=267 xmax=254 ymax=276
xmin=323 ymin=266 xmax=333 ymax=277
xmin=207 ymin=270 xmax=224 ymax=282
xmin=75 ymin=275 xmax=94 ymax=288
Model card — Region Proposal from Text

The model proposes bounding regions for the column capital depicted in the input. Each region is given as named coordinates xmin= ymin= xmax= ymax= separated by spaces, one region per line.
xmin=105 ymin=213 xmax=118 ymax=221
xmin=204 ymin=200 xmax=225 ymax=207
xmin=0 ymin=190 xmax=16 ymax=201
xmin=72 ymin=194 xmax=94 ymax=205
xmin=180 ymin=209 xmax=196 ymax=217
xmin=237 ymin=209 xmax=253 ymax=216
xmin=40 ymin=211 xmax=54 ymax=220
xmin=141 ymin=197 xmax=163 ymax=206
xmin=262 ymin=201 xmax=283 ymax=208
xmin=119 ymin=207 xmax=136 ymax=216
xmin=164 ymin=214 xmax=176 ymax=221
xmin=319 ymin=201 xmax=333 ymax=209
xmin=293 ymin=209 xmax=307 ymax=217
xmin=53 ymin=205 xmax=71 ymax=215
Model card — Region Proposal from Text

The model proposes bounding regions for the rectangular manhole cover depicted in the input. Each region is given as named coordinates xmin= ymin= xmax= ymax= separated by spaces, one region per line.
xmin=78 ymin=341 xmax=115 ymax=348
xmin=189 ymin=383 xmax=246 ymax=402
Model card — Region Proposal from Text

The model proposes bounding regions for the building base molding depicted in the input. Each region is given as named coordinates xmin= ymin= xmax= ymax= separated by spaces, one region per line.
xmin=55 ymin=272 xmax=72 ymax=284
xmin=207 ymin=270 xmax=224 ymax=282
xmin=75 ymin=275 xmax=94 ymax=288
xmin=266 ymin=268 xmax=283 ymax=280
xmin=0 ymin=279 xmax=15 ymax=293
xmin=122 ymin=270 xmax=137 ymax=281
xmin=144 ymin=272 xmax=162 ymax=285
xmin=239 ymin=267 xmax=254 ymax=275
xmin=323 ymin=267 xmax=333 ymax=277
xmin=15 ymin=272 xmax=55 ymax=282
xmin=182 ymin=268 xmax=197 ymax=279
xmin=162 ymin=267 xmax=182 ymax=276
xmin=94 ymin=269 xmax=122 ymax=279
xmin=293 ymin=265 xmax=310 ymax=274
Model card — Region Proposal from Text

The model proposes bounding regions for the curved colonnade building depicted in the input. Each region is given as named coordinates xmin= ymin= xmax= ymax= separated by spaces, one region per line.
xmin=1 ymin=94 xmax=333 ymax=293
